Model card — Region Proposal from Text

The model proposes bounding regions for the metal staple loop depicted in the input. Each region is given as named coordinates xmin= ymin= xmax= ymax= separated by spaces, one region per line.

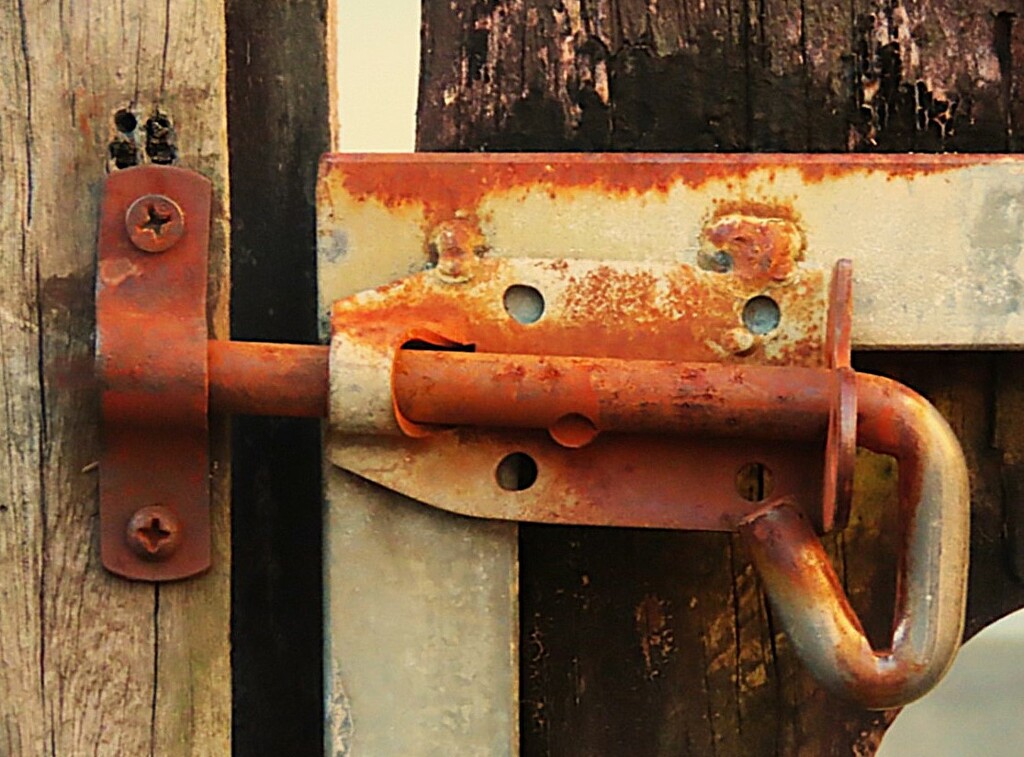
xmin=739 ymin=374 xmax=970 ymax=709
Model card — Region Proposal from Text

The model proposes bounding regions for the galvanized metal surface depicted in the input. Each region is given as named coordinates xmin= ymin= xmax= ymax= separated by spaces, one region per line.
xmin=96 ymin=165 xmax=212 ymax=581
xmin=318 ymin=160 xmax=519 ymax=755
xmin=318 ymin=153 xmax=1024 ymax=349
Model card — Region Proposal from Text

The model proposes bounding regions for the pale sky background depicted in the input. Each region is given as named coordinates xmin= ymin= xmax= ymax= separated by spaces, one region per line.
xmin=336 ymin=0 xmax=419 ymax=151
xmin=332 ymin=2 xmax=1024 ymax=751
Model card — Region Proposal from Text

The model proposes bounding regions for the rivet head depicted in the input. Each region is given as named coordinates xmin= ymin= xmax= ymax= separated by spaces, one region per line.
xmin=126 ymin=505 xmax=181 ymax=560
xmin=428 ymin=218 xmax=485 ymax=282
xmin=125 ymin=194 xmax=185 ymax=252
xmin=722 ymin=327 xmax=757 ymax=355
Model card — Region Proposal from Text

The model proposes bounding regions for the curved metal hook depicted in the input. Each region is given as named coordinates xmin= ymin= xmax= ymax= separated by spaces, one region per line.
xmin=739 ymin=374 xmax=970 ymax=709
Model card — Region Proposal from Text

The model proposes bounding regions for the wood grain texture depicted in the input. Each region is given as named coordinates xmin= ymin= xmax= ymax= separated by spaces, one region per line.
xmin=419 ymin=0 xmax=1020 ymax=152
xmin=226 ymin=2 xmax=329 ymax=753
xmin=0 ymin=2 xmax=230 ymax=754
xmin=417 ymin=1 xmax=1024 ymax=754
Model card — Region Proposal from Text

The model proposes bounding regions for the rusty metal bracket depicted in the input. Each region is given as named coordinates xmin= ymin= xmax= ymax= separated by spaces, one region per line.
xmin=97 ymin=165 xmax=212 ymax=581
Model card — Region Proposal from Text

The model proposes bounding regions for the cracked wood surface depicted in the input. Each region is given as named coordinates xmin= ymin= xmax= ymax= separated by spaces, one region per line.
xmin=0 ymin=1 xmax=230 ymax=754
xmin=418 ymin=1 xmax=1024 ymax=754
xmin=419 ymin=0 xmax=1023 ymax=153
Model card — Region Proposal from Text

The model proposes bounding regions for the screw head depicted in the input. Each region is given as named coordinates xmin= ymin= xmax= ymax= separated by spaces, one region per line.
xmin=125 ymin=194 xmax=185 ymax=252
xmin=428 ymin=218 xmax=484 ymax=282
xmin=126 ymin=505 xmax=181 ymax=560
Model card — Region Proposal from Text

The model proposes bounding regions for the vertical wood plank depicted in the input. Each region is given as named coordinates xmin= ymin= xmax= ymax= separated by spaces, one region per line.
xmin=748 ymin=0 xmax=808 ymax=150
xmin=226 ymin=1 xmax=329 ymax=752
xmin=0 ymin=6 xmax=45 ymax=751
xmin=0 ymin=1 xmax=230 ymax=753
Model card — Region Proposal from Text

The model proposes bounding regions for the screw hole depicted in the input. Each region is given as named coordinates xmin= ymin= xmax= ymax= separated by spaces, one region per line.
xmin=743 ymin=295 xmax=781 ymax=335
xmin=496 ymin=452 xmax=538 ymax=491
xmin=503 ymin=285 xmax=545 ymax=324
xmin=114 ymin=108 xmax=138 ymax=133
xmin=736 ymin=462 xmax=774 ymax=502
xmin=108 ymin=136 xmax=139 ymax=170
xmin=144 ymin=113 xmax=177 ymax=165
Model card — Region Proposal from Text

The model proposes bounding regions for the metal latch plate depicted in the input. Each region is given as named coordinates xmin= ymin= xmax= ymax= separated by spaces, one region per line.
xmin=320 ymin=155 xmax=863 ymax=532
xmin=328 ymin=253 xmax=843 ymax=531
xmin=318 ymin=153 xmax=1024 ymax=349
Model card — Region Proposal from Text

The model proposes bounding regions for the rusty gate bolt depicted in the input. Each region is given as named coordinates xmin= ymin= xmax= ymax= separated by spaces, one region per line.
xmin=126 ymin=505 xmax=182 ymax=560
xmin=125 ymin=194 xmax=185 ymax=252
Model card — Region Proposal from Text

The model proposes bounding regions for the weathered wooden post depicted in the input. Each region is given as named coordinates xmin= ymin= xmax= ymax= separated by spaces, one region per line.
xmin=0 ymin=3 xmax=231 ymax=753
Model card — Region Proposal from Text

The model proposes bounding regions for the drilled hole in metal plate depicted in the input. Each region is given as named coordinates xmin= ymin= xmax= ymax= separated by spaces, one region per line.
xmin=496 ymin=452 xmax=538 ymax=491
xmin=743 ymin=295 xmax=781 ymax=335
xmin=736 ymin=462 xmax=774 ymax=502
xmin=503 ymin=285 xmax=545 ymax=324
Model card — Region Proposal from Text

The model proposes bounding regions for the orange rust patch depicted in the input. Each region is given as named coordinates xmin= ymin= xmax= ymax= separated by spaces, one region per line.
xmin=704 ymin=214 xmax=805 ymax=284
xmin=321 ymin=153 xmax=1000 ymax=226
xmin=331 ymin=260 xmax=826 ymax=368
xmin=635 ymin=594 xmax=675 ymax=680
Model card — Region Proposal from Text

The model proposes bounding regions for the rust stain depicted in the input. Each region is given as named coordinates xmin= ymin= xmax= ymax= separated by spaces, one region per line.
xmin=711 ymin=198 xmax=804 ymax=226
xmin=332 ymin=258 xmax=827 ymax=370
xmin=98 ymin=257 xmax=142 ymax=288
xmin=562 ymin=266 xmax=660 ymax=325
xmin=321 ymin=153 xmax=996 ymax=226
xmin=208 ymin=341 xmax=329 ymax=418
xmin=703 ymin=213 xmax=805 ymax=284
xmin=427 ymin=217 xmax=488 ymax=282
xmin=635 ymin=594 xmax=675 ymax=680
